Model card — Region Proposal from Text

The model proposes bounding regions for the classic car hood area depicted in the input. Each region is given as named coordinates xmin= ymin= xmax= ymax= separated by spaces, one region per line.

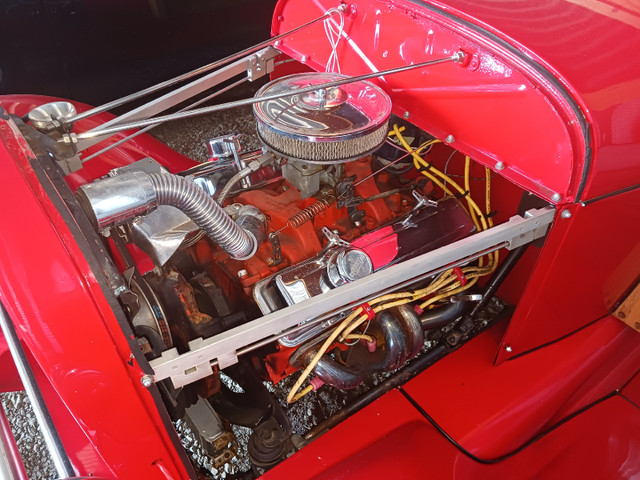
xmin=0 ymin=0 xmax=638 ymax=478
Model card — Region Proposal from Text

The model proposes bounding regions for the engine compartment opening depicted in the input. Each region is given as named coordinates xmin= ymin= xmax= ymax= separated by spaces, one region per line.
xmin=9 ymin=9 xmax=562 ymax=476
xmin=69 ymin=86 xmax=547 ymax=476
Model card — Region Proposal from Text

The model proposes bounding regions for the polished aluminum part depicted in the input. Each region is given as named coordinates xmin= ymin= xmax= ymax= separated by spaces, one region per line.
xmin=208 ymin=135 xmax=242 ymax=159
xmin=253 ymin=73 xmax=391 ymax=163
xmin=334 ymin=249 xmax=373 ymax=284
xmin=216 ymin=153 xmax=274 ymax=205
xmin=0 ymin=303 xmax=75 ymax=478
xmin=130 ymin=153 xmax=270 ymax=264
xmin=131 ymin=206 xmax=197 ymax=266
xmin=268 ymin=246 xmax=372 ymax=308
xmin=233 ymin=205 xmax=267 ymax=249
xmin=207 ymin=134 xmax=248 ymax=189
xmin=77 ymin=167 xmax=258 ymax=259
xmin=66 ymin=54 xmax=462 ymax=146
xmin=27 ymin=101 xmax=76 ymax=131
xmin=77 ymin=170 xmax=158 ymax=230
xmin=149 ymin=207 xmax=554 ymax=388
xmin=110 ymin=158 xmax=199 ymax=265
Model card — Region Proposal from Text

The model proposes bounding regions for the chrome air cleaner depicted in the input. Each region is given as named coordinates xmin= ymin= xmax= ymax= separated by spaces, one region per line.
xmin=253 ymin=73 xmax=392 ymax=164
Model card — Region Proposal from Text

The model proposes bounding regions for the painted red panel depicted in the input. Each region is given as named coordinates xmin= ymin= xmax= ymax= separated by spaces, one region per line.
xmin=0 ymin=334 xmax=22 ymax=392
xmin=265 ymin=386 xmax=640 ymax=479
xmin=272 ymin=0 xmax=588 ymax=203
xmin=428 ymin=0 xmax=640 ymax=200
xmin=0 ymin=109 xmax=190 ymax=477
xmin=498 ymin=188 xmax=640 ymax=361
xmin=402 ymin=317 xmax=640 ymax=459
xmin=623 ymin=370 xmax=640 ymax=408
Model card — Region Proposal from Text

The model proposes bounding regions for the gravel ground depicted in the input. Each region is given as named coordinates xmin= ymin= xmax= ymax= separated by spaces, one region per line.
xmin=149 ymin=82 xmax=263 ymax=161
xmin=0 ymin=392 xmax=56 ymax=479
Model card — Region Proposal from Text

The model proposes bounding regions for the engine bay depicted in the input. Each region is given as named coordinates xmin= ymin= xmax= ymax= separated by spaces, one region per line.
xmin=7 ymin=3 xmax=577 ymax=477
xmin=68 ymin=94 xmax=548 ymax=477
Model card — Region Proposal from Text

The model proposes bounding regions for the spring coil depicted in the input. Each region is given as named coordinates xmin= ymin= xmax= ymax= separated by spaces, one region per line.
xmin=287 ymin=197 xmax=334 ymax=229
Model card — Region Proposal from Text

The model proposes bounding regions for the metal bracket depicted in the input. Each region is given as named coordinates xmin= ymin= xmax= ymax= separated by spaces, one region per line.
xmin=411 ymin=190 xmax=438 ymax=210
xmin=247 ymin=49 xmax=275 ymax=82
xmin=149 ymin=207 xmax=555 ymax=388
xmin=73 ymin=47 xmax=279 ymax=151
xmin=321 ymin=226 xmax=350 ymax=248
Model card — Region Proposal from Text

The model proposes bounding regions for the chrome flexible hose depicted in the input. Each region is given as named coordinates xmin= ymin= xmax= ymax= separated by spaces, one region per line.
xmin=147 ymin=173 xmax=255 ymax=259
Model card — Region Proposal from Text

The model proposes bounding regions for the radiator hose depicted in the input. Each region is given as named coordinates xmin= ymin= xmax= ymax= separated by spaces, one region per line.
xmin=77 ymin=170 xmax=258 ymax=259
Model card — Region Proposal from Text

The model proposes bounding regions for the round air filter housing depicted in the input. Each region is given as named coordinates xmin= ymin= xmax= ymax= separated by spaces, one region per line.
xmin=253 ymin=73 xmax=392 ymax=164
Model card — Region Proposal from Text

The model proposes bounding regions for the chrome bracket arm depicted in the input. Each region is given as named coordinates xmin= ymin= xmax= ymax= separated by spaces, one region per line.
xmin=73 ymin=47 xmax=278 ymax=151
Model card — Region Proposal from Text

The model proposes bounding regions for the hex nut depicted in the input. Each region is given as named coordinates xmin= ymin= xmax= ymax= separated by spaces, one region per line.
xmin=140 ymin=374 xmax=154 ymax=387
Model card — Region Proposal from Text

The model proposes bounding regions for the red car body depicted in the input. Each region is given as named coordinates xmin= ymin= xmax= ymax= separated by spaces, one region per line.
xmin=0 ymin=0 xmax=639 ymax=478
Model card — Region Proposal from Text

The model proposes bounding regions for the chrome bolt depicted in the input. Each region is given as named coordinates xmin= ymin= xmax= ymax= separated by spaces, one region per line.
xmin=238 ymin=269 xmax=248 ymax=278
xmin=453 ymin=51 xmax=465 ymax=63
xmin=301 ymin=55 xmax=308 ymax=63
xmin=551 ymin=193 xmax=561 ymax=202
xmin=274 ymin=40 xmax=281 ymax=47
xmin=561 ymin=209 xmax=572 ymax=219
xmin=403 ymin=111 xmax=411 ymax=119
xmin=445 ymin=134 xmax=455 ymax=144
xmin=113 ymin=285 xmax=126 ymax=296
xmin=505 ymin=345 xmax=513 ymax=353
xmin=495 ymin=161 xmax=505 ymax=171
xmin=140 ymin=374 xmax=153 ymax=387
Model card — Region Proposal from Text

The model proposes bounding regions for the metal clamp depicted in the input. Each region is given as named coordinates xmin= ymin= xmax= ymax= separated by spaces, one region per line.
xmin=321 ymin=226 xmax=350 ymax=249
xmin=248 ymin=50 xmax=276 ymax=81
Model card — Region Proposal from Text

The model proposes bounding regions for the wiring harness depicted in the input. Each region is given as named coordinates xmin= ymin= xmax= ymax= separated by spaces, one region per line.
xmin=287 ymin=126 xmax=500 ymax=403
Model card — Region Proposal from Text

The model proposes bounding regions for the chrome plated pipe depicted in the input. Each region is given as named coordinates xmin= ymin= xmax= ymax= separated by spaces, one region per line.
xmin=148 ymin=173 xmax=256 ymax=259
xmin=0 ymin=303 xmax=75 ymax=478
xmin=67 ymin=53 xmax=463 ymax=143
xmin=311 ymin=306 xmax=423 ymax=390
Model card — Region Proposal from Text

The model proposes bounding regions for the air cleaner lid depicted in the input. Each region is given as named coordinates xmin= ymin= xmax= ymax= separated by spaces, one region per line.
xmin=253 ymin=72 xmax=392 ymax=163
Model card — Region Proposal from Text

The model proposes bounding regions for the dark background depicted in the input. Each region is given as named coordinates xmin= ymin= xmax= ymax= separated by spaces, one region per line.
xmin=0 ymin=0 xmax=278 ymax=105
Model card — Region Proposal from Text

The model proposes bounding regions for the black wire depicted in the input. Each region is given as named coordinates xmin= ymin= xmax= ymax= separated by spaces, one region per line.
xmin=397 ymin=387 xmax=617 ymax=464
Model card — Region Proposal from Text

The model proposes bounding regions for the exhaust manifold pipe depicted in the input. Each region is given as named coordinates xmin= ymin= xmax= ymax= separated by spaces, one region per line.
xmin=305 ymin=301 xmax=470 ymax=390
xmin=77 ymin=171 xmax=257 ymax=259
